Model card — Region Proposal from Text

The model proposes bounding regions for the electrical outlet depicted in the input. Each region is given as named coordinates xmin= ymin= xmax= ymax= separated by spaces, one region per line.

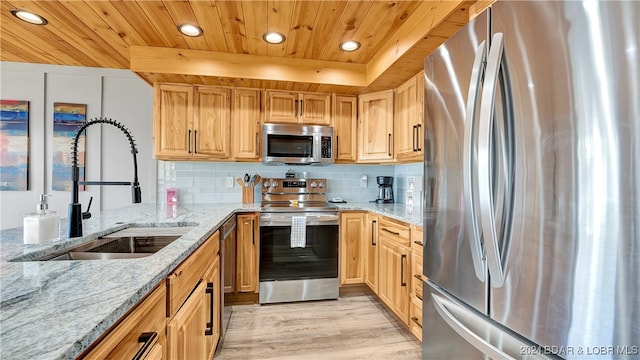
xmin=360 ymin=175 xmax=368 ymax=188
xmin=226 ymin=177 xmax=234 ymax=188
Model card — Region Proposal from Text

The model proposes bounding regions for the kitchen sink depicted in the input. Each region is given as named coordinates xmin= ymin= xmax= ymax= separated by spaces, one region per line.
xmin=37 ymin=226 xmax=194 ymax=261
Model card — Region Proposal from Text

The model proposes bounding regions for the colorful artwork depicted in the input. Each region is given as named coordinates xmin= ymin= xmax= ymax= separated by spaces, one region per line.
xmin=0 ymin=100 xmax=29 ymax=191
xmin=53 ymin=102 xmax=86 ymax=191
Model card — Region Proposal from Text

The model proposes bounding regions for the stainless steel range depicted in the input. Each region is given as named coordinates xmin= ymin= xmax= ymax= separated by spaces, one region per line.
xmin=259 ymin=178 xmax=339 ymax=304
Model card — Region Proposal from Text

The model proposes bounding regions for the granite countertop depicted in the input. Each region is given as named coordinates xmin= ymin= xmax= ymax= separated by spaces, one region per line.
xmin=0 ymin=202 xmax=423 ymax=359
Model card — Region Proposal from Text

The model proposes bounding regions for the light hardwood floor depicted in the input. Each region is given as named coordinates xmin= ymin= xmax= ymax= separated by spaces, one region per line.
xmin=215 ymin=293 xmax=422 ymax=360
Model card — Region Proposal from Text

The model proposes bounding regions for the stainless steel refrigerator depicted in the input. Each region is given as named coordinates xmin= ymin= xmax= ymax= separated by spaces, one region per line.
xmin=422 ymin=1 xmax=639 ymax=359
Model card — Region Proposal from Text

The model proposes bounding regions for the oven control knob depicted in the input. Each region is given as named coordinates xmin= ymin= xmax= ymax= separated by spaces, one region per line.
xmin=318 ymin=181 xmax=325 ymax=188
xmin=310 ymin=181 xmax=317 ymax=188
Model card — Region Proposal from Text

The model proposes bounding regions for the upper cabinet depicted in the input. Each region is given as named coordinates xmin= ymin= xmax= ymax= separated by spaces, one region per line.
xmin=358 ymin=90 xmax=395 ymax=162
xmin=265 ymin=91 xmax=331 ymax=125
xmin=194 ymin=87 xmax=231 ymax=159
xmin=232 ymin=89 xmax=262 ymax=161
xmin=154 ymin=84 xmax=231 ymax=160
xmin=394 ymin=71 xmax=424 ymax=162
xmin=332 ymin=95 xmax=357 ymax=162
xmin=154 ymin=84 xmax=193 ymax=159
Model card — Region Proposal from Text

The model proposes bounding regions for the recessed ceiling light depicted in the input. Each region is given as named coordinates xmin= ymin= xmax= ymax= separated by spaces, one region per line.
xmin=10 ymin=9 xmax=47 ymax=25
xmin=263 ymin=32 xmax=285 ymax=44
xmin=178 ymin=24 xmax=203 ymax=37
xmin=340 ymin=40 xmax=361 ymax=52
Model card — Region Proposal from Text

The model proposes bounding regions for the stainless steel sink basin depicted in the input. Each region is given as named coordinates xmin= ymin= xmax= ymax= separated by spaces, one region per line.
xmin=38 ymin=226 xmax=194 ymax=261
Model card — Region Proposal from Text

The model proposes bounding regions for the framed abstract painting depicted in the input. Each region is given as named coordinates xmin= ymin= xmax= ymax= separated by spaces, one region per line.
xmin=52 ymin=102 xmax=86 ymax=191
xmin=0 ymin=100 xmax=29 ymax=191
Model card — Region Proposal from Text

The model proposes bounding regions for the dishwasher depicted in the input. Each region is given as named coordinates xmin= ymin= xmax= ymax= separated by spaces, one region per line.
xmin=220 ymin=215 xmax=236 ymax=338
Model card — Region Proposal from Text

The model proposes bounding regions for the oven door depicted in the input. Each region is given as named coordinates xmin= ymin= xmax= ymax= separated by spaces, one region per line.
xmin=259 ymin=212 xmax=339 ymax=303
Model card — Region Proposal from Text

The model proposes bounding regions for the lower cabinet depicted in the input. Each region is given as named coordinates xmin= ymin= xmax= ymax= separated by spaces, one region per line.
xmin=236 ymin=213 xmax=259 ymax=292
xmin=378 ymin=237 xmax=411 ymax=325
xmin=339 ymin=212 xmax=365 ymax=285
xmin=410 ymin=224 xmax=424 ymax=342
xmin=364 ymin=213 xmax=379 ymax=294
xmin=166 ymin=230 xmax=221 ymax=360
xmin=84 ymin=284 xmax=166 ymax=359
xmin=167 ymin=281 xmax=207 ymax=359
xmin=204 ymin=255 xmax=221 ymax=359
xmin=377 ymin=217 xmax=412 ymax=326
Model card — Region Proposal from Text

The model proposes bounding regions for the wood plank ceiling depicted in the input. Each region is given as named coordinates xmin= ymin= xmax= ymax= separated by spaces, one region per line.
xmin=1 ymin=0 xmax=474 ymax=94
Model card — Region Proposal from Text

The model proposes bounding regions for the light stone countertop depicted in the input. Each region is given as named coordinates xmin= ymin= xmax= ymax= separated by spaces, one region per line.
xmin=0 ymin=202 xmax=423 ymax=360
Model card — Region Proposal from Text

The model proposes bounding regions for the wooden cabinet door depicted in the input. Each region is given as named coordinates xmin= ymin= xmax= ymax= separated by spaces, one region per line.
xmin=299 ymin=93 xmax=331 ymax=125
xmin=85 ymin=285 xmax=166 ymax=360
xmin=358 ymin=90 xmax=394 ymax=162
xmin=204 ymin=255 xmax=220 ymax=360
xmin=154 ymin=84 xmax=193 ymax=159
xmin=378 ymin=238 xmax=410 ymax=325
xmin=364 ymin=213 xmax=379 ymax=294
xmin=332 ymin=95 xmax=357 ymax=162
xmin=265 ymin=91 xmax=298 ymax=123
xmin=232 ymin=89 xmax=261 ymax=160
xmin=339 ymin=212 xmax=365 ymax=285
xmin=237 ymin=213 xmax=259 ymax=292
xmin=167 ymin=281 xmax=207 ymax=360
xmin=394 ymin=76 xmax=418 ymax=160
xmin=193 ymin=87 xmax=230 ymax=159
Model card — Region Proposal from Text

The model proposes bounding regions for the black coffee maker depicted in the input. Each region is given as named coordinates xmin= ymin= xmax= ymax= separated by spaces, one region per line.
xmin=375 ymin=176 xmax=394 ymax=203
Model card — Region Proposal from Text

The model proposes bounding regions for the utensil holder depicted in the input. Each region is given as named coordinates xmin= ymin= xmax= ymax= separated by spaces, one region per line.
xmin=242 ymin=186 xmax=254 ymax=204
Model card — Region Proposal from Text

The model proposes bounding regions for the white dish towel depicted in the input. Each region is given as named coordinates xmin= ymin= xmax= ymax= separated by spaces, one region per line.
xmin=290 ymin=216 xmax=307 ymax=248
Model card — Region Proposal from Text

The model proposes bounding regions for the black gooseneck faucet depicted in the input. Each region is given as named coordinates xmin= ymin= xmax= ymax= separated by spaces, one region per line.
xmin=68 ymin=117 xmax=141 ymax=238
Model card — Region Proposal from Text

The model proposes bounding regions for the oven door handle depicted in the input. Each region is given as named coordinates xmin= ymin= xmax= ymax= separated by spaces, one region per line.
xmin=260 ymin=213 xmax=339 ymax=226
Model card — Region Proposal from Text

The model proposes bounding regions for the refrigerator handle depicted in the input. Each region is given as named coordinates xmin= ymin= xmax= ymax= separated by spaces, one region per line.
xmin=478 ymin=33 xmax=509 ymax=288
xmin=462 ymin=40 xmax=487 ymax=282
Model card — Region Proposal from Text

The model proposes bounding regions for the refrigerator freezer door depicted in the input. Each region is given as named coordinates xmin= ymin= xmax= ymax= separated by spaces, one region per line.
xmin=423 ymin=11 xmax=489 ymax=314
xmin=423 ymin=281 xmax=556 ymax=360
xmin=488 ymin=1 xmax=640 ymax=354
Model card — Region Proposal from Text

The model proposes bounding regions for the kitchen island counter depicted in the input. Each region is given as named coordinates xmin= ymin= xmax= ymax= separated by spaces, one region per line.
xmin=0 ymin=203 xmax=259 ymax=360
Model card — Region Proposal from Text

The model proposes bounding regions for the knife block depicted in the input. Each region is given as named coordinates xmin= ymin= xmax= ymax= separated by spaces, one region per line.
xmin=242 ymin=186 xmax=254 ymax=204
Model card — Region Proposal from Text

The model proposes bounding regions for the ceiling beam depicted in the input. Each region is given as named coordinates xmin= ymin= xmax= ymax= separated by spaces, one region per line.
xmin=365 ymin=0 xmax=465 ymax=84
xmin=130 ymin=45 xmax=367 ymax=87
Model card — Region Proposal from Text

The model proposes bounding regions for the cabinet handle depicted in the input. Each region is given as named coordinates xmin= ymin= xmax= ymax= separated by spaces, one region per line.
xmin=388 ymin=133 xmax=392 ymax=156
xmin=187 ymin=129 xmax=192 ymax=154
xmin=411 ymin=316 xmax=422 ymax=328
xmin=371 ymin=220 xmax=377 ymax=246
xmin=401 ymin=254 xmax=407 ymax=287
xmin=133 ymin=332 xmax=158 ymax=360
xmin=294 ymin=99 xmax=299 ymax=116
xmin=251 ymin=219 xmax=255 ymax=245
xmin=413 ymin=240 xmax=424 ymax=246
xmin=412 ymin=125 xmax=417 ymax=152
xmin=336 ymin=135 xmax=339 ymax=159
xmin=205 ymin=282 xmax=214 ymax=336
xmin=194 ymin=130 xmax=198 ymax=154
xmin=255 ymin=132 xmax=259 ymax=152
xmin=416 ymin=124 xmax=422 ymax=151
xmin=381 ymin=227 xmax=400 ymax=236
xmin=300 ymin=100 xmax=303 ymax=116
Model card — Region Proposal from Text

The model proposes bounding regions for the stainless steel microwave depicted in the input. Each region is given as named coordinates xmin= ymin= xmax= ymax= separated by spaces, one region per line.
xmin=262 ymin=123 xmax=334 ymax=165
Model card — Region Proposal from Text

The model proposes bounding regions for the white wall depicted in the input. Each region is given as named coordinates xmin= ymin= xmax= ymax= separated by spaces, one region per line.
xmin=0 ymin=62 xmax=155 ymax=230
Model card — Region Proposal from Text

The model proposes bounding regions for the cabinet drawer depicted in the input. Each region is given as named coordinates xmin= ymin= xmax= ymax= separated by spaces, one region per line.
xmin=412 ymin=253 xmax=424 ymax=300
xmin=411 ymin=225 xmax=424 ymax=252
xmin=85 ymin=285 xmax=166 ymax=359
xmin=378 ymin=217 xmax=410 ymax=247
xmin=167 ymin=231 xmax=220 ymax=317
xmin=409 ymin=295 xmax=423 ymax=342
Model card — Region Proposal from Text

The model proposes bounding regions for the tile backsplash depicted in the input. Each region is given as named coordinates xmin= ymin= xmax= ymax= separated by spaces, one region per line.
xmin=157 ymin=161 xmax=424 ymax=205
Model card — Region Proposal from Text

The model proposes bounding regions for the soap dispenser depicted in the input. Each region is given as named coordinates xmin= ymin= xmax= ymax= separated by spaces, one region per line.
xmin=23 ymin=194 xmax=60 ymax=244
